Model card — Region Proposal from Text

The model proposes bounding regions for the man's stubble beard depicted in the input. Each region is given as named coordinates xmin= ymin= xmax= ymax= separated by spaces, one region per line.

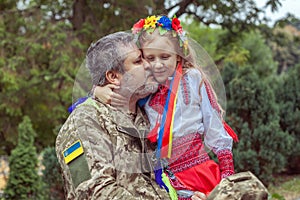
xmin=134 ymin=81 xmax=158 ymax=99
xmin=133 ymin=71 xmax=159 ymax=99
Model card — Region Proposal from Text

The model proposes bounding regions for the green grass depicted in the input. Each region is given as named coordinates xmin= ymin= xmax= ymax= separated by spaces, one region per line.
xmin=268 ymin=175 xmax=300 ymax=200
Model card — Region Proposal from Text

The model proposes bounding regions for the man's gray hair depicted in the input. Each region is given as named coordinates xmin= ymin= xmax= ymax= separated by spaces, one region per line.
xmin=86 ymin=32 xmax=135 ymax=86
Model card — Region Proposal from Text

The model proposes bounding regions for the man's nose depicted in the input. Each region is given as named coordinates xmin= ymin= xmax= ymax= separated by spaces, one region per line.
xmin=143 ymin=59 xmax=151 ymax=70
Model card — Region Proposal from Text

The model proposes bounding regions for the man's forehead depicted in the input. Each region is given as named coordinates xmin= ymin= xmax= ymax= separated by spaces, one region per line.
xmin=122 ymin=48 xmax=141 ymax=62
xmin=119 ymin=43 xmax=138 ymax=55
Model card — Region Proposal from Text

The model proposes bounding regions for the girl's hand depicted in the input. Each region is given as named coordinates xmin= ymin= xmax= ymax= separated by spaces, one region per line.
xmin=191 ymin=191 xmax=207 ymax=200
xmin=94 ymin=84 xmax=117 ymax=104
xmin=94 ymin=84 xmax=127 ymax=107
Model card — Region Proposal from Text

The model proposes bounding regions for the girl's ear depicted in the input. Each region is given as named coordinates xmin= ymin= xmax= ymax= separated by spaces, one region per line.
xmin=106 ymin=70 xmax=121 ymax=85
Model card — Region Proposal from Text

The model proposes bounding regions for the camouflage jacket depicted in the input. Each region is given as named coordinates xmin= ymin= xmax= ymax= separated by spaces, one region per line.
xmin=56 ymin=98 xmax=169 ymax=200
xmin=207 ymin=171 xmax=269 ymax=200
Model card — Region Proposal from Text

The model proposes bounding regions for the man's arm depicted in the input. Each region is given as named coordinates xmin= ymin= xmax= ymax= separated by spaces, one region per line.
xmin=56 ymin=103 xmax=167 ymax=200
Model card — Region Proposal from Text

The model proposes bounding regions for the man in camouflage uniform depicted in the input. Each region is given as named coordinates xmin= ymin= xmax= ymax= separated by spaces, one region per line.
xmin=56 ymin=31 xmax=268 ymax=200
xmin=55 ymin=32 xmax=169 ymax=199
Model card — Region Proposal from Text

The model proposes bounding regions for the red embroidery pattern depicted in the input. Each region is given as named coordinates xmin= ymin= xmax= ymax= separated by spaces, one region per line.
xmin=149 ymin=84 xmax=169 ymax=114
xmin=165 ymin=172 xmax=188 ymax=191
xmin=204 ymin=80 xmax=221 ymax=114
xmin=216 ymin=149 xmax=235 ymax=178
xmin=181 ymin=75 xmax=190 ymax=105
xmin=168 ymin=133 xmax=210 ymax=173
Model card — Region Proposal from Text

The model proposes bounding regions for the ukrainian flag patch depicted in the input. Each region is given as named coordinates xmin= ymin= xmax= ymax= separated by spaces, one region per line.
xmin=63 ymin=140 xmax=84 ymax=164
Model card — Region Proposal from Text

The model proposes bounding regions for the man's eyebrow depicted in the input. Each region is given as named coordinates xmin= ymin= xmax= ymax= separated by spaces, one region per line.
xmin=134 ymin=54 xmax=142 ymax=61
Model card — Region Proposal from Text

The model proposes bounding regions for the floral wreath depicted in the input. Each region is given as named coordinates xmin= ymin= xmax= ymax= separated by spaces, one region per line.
xmin=131 ymin=15 xmax=188 ymax=55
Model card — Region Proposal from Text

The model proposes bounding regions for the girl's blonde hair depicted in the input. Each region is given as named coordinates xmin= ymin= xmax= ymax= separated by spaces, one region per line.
xmin=135 ymin=15 xmax=225 ymax=117
xmin=138 ymin=28 xmax=195 ymax=72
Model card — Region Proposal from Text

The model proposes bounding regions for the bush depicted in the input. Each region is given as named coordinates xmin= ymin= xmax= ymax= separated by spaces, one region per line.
xmin=226 ymin=66 xmax=294 ymax=185
xmin=4 ymin=116 xmax=42 ymax=199
xmin=275 ymin=64 xmax=300 ymax=174
xmin=42 ymin=147 xmax=64 ymax=200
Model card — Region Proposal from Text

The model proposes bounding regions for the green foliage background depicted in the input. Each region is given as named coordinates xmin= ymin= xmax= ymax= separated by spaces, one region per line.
xmin=4 ymin=116 xmax=42 ymax=199
xmin=0 ymin=0 xmax=299 ymax=198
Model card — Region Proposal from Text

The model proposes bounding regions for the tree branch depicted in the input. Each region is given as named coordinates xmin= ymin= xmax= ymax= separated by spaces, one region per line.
xmin=166 ymin=0 xmax=194 ymax=17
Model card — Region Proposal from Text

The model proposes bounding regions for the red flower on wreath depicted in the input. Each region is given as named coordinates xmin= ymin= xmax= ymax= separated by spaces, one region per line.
xmin=172 ymin=17 xmax=183 ymax=33
xmin=132 ymin=19 xmax=145 ymax=34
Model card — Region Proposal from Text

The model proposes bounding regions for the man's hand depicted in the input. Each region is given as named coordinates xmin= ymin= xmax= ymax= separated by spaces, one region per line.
xmin=191 ymin=191 xmax=207 ymax=200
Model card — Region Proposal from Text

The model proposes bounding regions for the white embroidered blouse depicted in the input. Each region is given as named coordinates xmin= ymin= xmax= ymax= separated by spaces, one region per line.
xmin=144 ymin=68 xmax=233 ymax=153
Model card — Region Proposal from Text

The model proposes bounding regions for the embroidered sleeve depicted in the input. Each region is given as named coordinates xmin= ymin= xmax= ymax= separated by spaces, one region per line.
xmin=197 ymin=75 xmax=233 ymax=152
xmin=216 ymin=149 xmax=235 ymax=178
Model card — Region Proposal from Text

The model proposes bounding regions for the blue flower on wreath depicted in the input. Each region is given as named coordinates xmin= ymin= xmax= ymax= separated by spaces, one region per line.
xmin=158 ymin=16 xmax=172 ymax=30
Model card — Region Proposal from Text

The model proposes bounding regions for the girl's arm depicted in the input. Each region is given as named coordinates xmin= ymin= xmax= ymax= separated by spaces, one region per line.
xmin=94 ymin=84 xmax=127 ymax=107
xmin=198 ymin=77 xmax=235 ymax=179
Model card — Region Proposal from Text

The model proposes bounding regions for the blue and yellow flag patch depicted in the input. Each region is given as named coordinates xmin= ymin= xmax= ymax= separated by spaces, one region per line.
xmin=63 ymin=140 xmax=84 ymax=164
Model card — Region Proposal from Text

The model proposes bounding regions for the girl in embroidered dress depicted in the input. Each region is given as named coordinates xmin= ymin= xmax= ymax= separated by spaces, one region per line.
xmin=94 ymin=15 xmax=238 ymax=199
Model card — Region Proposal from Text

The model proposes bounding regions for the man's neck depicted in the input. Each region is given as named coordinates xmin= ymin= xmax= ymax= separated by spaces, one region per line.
xmin=128 ymin=97 xmax=138 ymax=114
xmin=113 ymin=91 xmax=138 ymax=114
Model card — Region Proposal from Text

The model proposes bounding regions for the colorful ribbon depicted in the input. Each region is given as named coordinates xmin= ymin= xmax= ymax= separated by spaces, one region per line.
xmin=156 ymin=62 xmax=182 ymax=158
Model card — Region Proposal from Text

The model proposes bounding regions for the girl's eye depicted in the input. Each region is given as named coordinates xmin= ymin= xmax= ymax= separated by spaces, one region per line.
xmin=161 ymin=55 xmax=170 ymax=60
xmin=146 ymin=56 xmax=154 ymax=61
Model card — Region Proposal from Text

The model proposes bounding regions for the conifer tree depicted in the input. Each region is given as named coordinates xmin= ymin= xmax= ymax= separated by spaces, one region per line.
xmin=42 ymin=147 xmax=64 ymax=200
xmin=276 ymin=64 xmax=300 ymax=173
xmin=227 ymin=66 xmax=294 ymax=184
xmin=4 ymin=116 xmax=41 ymax=199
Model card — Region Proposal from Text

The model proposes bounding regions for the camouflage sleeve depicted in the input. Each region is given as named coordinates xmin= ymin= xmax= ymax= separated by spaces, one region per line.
xmin=56 ymin=105 xmax=152 ymax=200
xmin=207 ymin=171 xmax=269 ymax=200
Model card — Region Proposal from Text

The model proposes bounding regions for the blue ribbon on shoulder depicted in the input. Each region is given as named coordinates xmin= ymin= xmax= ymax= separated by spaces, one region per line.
xmin=68 ymin=96 xmax=88 ymax=113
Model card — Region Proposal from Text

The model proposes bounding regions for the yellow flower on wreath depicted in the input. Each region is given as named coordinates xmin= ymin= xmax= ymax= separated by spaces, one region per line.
xmin=143 ymin=15 xmax=159 ymax=29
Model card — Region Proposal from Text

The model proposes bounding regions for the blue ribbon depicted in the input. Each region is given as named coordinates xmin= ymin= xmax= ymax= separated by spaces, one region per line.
xmin=156 ymin=75 xmax=176 ymax=158
xmin=154 ymin=160 xmax=169 ymax=192
xmin=67 ymin=96 xmax=88 ymax=113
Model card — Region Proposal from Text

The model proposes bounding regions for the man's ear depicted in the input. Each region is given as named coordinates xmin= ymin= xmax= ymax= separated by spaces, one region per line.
xmin=106 ymin=70 xmax=121 ymax=85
